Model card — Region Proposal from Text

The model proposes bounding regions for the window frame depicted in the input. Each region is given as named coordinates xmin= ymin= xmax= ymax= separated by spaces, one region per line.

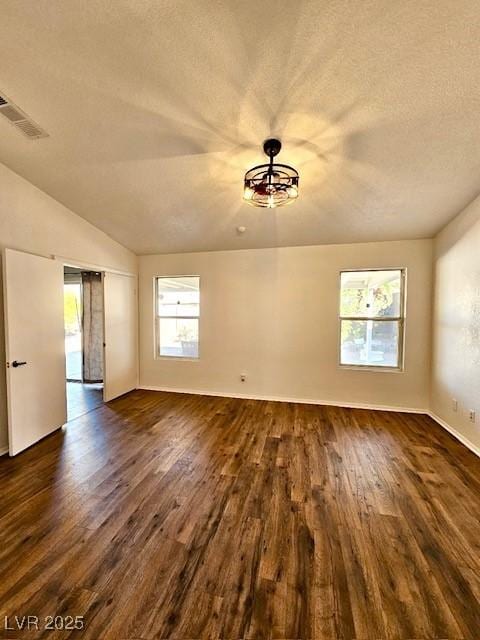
xmin=154 ymin=275 xmax=201 ymax=360
xmin=338 ymin=268 xmax=406 ymax=372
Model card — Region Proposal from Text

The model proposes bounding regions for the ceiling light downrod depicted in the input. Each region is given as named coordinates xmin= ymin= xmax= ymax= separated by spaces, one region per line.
xmin=243 ymin=138 xmax=299 ymax=208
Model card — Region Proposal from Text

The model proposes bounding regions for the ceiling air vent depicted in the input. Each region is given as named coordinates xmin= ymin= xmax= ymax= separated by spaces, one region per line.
xmin=0 ymin=91 xmax=48 ymax=139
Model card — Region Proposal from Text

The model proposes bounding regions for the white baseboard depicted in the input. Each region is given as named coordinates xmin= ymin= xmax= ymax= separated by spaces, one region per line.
xmin=0 ymin=445 xmax=9 ymax=457
xmin=428 ymin=412 xmax=480 ymax=458
xmin=139 ymin=385 xmax=426 ymax=414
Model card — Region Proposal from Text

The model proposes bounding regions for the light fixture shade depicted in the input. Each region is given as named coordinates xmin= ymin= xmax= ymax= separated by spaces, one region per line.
xmin=243 ymin=139 xmax=299 ymax=208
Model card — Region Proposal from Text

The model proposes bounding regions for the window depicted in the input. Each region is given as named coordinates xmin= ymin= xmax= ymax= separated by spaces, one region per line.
xmin=339 ymin=269 xmax=405 ymax=369
xmin=155 ymin=276 xmax=200 ymax=358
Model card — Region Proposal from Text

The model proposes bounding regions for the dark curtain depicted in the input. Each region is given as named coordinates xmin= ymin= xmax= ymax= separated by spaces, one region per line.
xmin=82 ymin=271 xmax=104 ymax=383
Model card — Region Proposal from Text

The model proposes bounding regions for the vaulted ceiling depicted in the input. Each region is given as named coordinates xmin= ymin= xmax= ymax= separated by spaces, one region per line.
xmin=0 ymin=0 xmax=479 ymax=254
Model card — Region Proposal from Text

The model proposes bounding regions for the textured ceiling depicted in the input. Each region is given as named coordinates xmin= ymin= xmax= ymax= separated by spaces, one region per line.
xmin=0 ymin=0 xmax=479 ymax=254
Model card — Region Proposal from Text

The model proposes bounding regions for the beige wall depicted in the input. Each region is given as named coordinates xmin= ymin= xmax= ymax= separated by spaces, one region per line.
xmin=431 ymin=196 xmax=480 ymax=453
xmin=139 ymin=240 xmax=433 ymax=411
xmin=0 ymin=162 xmax=137 ymax=451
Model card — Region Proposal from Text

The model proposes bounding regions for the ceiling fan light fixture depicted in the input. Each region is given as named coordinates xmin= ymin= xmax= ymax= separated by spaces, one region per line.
xmin=243 ymin=139 xmax=299 ymax=208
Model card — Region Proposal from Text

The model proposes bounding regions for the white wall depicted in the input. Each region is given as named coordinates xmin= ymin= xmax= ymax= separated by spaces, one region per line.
xmin=0 ymin=162 xmax=137 ymax=451
xmin=139 ymin=239 xmax=432 ymax=411
xmin=431 ymin=196 xmax=480 ymax=453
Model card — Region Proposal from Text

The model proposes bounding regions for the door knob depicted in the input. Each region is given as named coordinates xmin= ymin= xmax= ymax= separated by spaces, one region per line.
xmin=12 ymin=360 xmax=27 ymax=368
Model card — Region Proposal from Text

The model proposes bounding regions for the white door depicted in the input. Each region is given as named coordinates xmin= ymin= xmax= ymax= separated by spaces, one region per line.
xmin=3 ymin=249 xmax=66 ymax=456
xmin=103 ymin=272 xmax=137 ymax=402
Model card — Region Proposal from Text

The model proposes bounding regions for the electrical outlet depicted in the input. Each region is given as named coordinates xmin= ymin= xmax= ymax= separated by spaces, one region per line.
xmin=469 ymin=410 xmax=476 ymax=423
xmin=452 ymin=398 xmax=458 ymax=412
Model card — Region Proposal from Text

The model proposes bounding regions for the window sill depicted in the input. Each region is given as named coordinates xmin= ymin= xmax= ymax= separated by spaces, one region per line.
xmin=339 ymin=364 xmax=404 ymax=373
xmin=155 ymin=355 xmax=200 ymax=362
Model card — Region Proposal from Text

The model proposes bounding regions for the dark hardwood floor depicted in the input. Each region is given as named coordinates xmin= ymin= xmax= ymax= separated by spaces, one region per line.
xmin=0 ymin=390 xmax=479 ymax=639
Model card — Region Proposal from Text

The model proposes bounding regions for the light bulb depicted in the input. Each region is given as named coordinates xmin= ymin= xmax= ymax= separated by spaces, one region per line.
xmin=243 ymin=186 xmax=254 ymax=200
xmin=267 ymin=194 xmax=275 ymax=208
xmin=287 ymin=185 xmax=298 ymax=198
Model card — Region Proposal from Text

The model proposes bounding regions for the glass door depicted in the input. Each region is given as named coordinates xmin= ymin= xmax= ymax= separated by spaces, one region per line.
xmin=64 ymin=282 xmax=82 ymax=381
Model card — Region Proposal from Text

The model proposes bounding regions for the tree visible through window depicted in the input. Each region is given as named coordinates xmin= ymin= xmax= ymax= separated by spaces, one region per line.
xmin=156 ymin=276 xmax=200 ymax=358
xmin=339 ymin=270 xmax=405 ymax=368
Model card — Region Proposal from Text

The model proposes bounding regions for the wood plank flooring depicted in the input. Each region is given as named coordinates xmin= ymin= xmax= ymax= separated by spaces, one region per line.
xmin=66 ymin=382 xmax=104 ymax=422
xmin=0 ymin=390 xmax=479 ymax=639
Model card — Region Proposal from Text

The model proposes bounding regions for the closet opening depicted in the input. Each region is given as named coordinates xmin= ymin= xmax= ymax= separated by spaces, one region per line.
xmin=64 ymin=267 xmax=104 ymax=420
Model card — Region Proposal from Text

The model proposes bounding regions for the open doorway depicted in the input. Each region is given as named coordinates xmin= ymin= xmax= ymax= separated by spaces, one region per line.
xmin=64 ymin=267 xmax=104 ymax=420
